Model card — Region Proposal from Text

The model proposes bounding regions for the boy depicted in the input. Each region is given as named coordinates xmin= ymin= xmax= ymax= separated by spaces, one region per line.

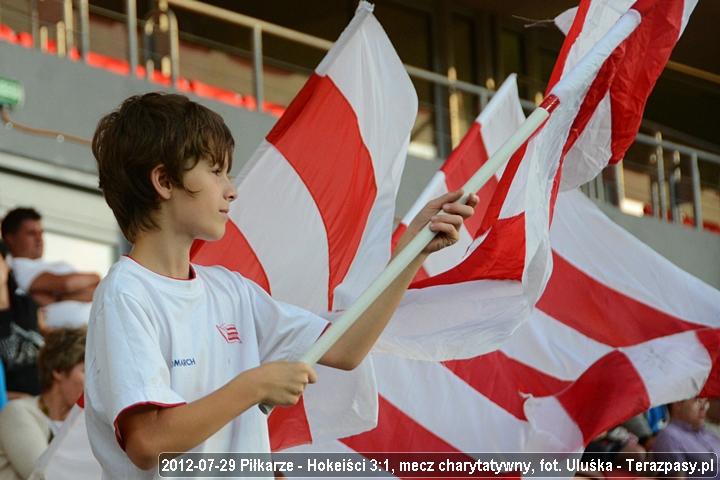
xmin=85 ymin=93 xmax=477 ymax=478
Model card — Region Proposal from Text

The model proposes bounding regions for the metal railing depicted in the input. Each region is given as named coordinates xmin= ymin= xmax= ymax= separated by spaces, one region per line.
xmin=1 ymin=0 xmax=718 ymax=232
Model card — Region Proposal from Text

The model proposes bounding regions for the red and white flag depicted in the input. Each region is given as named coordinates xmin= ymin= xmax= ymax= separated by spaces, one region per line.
xmin=550 ymin=0 xmax=698 ymax=190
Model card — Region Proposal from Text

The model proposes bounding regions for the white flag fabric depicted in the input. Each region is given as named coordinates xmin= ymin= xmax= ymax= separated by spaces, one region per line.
xmin=549 ymin=0 xmax=698 ymax=190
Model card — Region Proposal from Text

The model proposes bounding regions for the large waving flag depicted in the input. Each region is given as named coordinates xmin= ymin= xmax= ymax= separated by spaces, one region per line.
xmin=550 ymin=0 xmax=698 ymax=190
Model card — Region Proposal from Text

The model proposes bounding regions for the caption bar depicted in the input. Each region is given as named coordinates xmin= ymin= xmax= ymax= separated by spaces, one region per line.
xmin=158 ymin=452 xmax=719 ymax=478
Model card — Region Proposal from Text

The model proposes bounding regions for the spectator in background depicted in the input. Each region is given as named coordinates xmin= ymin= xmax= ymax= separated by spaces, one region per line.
xmin=652 ymin=397 xmax=720 ymax=478
xmin=581 ymin=425 xmax=648 ymax=479
xmin=623 ymin=405 xmax=669 ymax=450
xmin=0 ymin=328 xmax=85 ymax=480
xmin=705 ymin=399 xmax=720 ymax=438
xmin=1 ymin=208 xmax=100 ymax=328
xmin=0 ymin=364 xmax=6 ymax=411
xmin=0 ymin=241 xmax=42 ymax=398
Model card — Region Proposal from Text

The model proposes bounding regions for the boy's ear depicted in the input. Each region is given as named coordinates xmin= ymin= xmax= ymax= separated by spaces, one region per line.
xmin=150 ymin=165 xmax=173 ymax=200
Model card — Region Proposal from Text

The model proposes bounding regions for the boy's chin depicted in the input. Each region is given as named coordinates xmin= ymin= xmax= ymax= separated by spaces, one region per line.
xmin=197 ymin=224 xmax=227 ymax=242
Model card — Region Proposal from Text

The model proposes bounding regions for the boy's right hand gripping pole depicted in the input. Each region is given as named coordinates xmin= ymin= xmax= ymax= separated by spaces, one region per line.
xmin=258 ymin=100 xmax=555 ymax=416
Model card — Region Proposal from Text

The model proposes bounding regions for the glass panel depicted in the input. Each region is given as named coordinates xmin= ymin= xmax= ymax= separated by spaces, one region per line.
xmin=375 ymin=3 xmax=436 ymax=158
xmin=500 ymin=28 xmax=528 ymax=98
xmin=44 ymin=231 xmax=114 ymax=277
xmin=451 ymin=14 xmax=479 ymax=144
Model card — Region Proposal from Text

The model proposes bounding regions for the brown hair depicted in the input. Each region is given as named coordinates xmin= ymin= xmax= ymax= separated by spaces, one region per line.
xmin=1 ymin=207 xmax=42 ymax=240
xmin=92 ymin=93 xmax=235 ymax=242
xmin=37 ymin=327 xmax=86 ymax=392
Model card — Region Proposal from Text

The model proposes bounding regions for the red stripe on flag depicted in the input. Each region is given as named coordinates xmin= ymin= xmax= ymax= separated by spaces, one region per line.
xmin=697 ymin=329 xmax=720 ymax=398
xmin=560 ymin=48 xmax=622 ymax=159
xmin=557 ymin=350 xmax=650 ymax=444
xmin=444 ymin=351 xmax=571 ymax=421
xmin=441 ymin=122 xmax=497 ymax=236
xmin=342 ymin=397 xmax=520 ymax=480
xmin=269 ymin=397 xmax=312 ymax=451
xmin=341 ymin=395 xmax=470 ymax=454
xmin=537 ymin=252 xmax=705 ymax=347
xmin=608 ymin=0 xmax=684 ymax=163
xmin=410 ymin=213 xmax=525 ymax=288
xmin=190 ymin=221 xmax=271 ymax=293
xmin=477 ymin=141 xmax=529 ymax=237
xmin=266 ymin=74 xmax=377 ymax=310
xmin=391 ymin=223 xmax=407 ymax=252
xmin=545 ymin=0 xmax=591 ymax=94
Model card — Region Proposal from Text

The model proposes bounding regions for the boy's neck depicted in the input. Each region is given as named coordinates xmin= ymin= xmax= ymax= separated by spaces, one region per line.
xmin=129 ymin=229 xmax=194 ymax=280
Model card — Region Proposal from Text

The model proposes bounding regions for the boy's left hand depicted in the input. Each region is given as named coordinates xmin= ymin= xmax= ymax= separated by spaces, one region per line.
xmin=401 ymin=190 xmax=479 ymax=255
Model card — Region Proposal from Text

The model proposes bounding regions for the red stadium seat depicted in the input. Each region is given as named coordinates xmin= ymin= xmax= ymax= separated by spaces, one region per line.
xmin=189 ymin=80 xmax=244 ymax=107
xmin=264 ymin=102 xmax=286 ymax=118
xmin=242 ymin=96 xmax=286 ymax=118
xmin=0 ymin=23 xmax=16 ymax=43
xmin=149 ymin=69 xmax=172 ymax=86
xmin=16 ymin=32 xmax=33 ymax=48
xmin=86 ymin=52 xmax=130 ymax=75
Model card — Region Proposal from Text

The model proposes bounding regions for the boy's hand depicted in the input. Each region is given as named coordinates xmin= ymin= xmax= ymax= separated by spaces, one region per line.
xmin=399 ymin=190 xmax=479 ymax=255
xmin=252 ymin=361 xmax=317 ymax=406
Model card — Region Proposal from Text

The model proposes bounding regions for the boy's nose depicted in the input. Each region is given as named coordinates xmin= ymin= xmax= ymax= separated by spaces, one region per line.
xmin=226 ymin=183 xmax=238 ymax=202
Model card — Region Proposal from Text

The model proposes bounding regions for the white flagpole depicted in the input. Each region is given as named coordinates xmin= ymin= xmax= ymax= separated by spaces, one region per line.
xmin=260 ymin=98 xmax=557 ymax=414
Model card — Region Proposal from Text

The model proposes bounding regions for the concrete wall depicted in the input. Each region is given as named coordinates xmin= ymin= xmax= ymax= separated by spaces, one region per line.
xmin=0 ymin=42 xmax=276 ymax=176
xmin=1 ymin=41 xmax=719 ymax=289
xmin=593 ymin=200 xmax=720 ymax=289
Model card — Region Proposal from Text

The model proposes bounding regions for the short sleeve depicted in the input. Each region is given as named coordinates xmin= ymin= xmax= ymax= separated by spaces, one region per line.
xmin=242 ymin=279 xmax=328 ymax=363
xmin=10 ymin=258 xmax=48 ymax=292
xmin=85 ymin=294 xmax=185 ymax=446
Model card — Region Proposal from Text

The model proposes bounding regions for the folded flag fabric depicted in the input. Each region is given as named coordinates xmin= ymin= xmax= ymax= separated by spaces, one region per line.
xmin=550 ymin=0 xmax=698 ymax=190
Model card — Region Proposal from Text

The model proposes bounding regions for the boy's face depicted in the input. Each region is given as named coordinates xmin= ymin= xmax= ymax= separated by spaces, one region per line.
xmin=168 ymin=158 xmax=237 ymax=241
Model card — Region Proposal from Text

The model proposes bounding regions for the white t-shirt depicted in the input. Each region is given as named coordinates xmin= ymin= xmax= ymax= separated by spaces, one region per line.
xmin=84 ymin=257 xmax=328 ymax=479
xmin=10 ymin=257 xmax=92 ymax=328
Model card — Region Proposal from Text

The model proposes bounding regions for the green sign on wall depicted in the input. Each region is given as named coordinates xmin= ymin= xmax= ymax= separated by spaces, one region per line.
xmin=0 ymin=76 xmax=24 ymax=107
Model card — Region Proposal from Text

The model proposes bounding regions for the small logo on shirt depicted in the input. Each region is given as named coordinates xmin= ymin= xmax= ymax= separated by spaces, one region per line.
xmin=216 ymin=323 xmax=241 ymax=343
xmin=172 ymin=357 xmax=197 ymax=368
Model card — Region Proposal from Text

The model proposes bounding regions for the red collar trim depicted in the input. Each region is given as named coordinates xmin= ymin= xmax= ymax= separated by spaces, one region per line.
xmin=123 ymin=254 xmax=196 ymax=280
